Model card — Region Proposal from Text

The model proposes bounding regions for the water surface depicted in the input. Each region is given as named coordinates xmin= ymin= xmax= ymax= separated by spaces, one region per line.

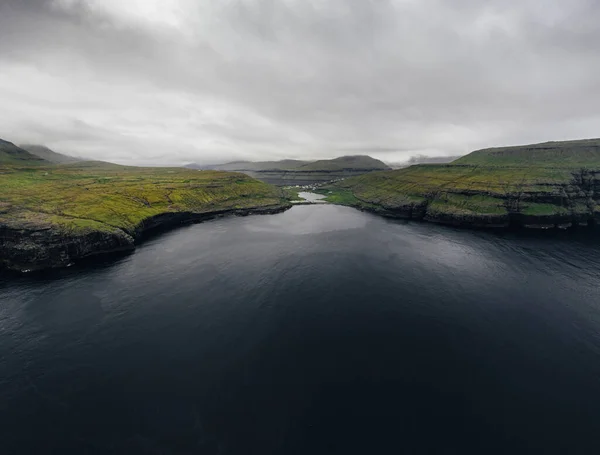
xmin=297 ymin=191 xmax=327 ymax=203
xmin=2 ymin=205 xmax=600 ymax=454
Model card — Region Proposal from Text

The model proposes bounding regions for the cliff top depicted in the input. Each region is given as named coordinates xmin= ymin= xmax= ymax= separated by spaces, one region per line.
xmin=454 ymin=138 xmax=600 ymax=167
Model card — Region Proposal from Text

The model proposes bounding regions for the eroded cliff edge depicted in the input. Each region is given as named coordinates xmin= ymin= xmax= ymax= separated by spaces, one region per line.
xmin=321 ymin=139 xmax=600 ymax=230
xmin=0 ymin=161 xmax=291 ymax=272
xmin=0 ymin=205 xmax=289 ymax=273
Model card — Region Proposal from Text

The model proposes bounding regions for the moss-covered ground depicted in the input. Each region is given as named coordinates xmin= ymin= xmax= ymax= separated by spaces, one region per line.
xmin=0 ymin=162 xmax=289 ymax=235
xmin=321 ymin=161 xmax=600 ymax=224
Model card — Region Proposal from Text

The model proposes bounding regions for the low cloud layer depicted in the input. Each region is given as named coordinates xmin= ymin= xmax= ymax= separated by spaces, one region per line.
xmin=1 ymin=0 xmax=599 ymax=165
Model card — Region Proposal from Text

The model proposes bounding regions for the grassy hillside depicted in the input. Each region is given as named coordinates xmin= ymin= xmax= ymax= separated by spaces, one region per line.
xmin=453 ymin=138 xmax=600 ymax=167
xmin=0 ymin=139 xmax=48 ymax=165
xmin=20 ymin=144 xmax=81 ymax=164
xmin=321 ymin=139 xmax=600 ymax=229
xmin=297 ymin=155 xmax=389 ymax=171
xmin=0 ymin=162 xmax=288 ymax=236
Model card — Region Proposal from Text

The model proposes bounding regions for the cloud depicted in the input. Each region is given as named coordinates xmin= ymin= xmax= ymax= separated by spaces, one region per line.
xmin=0 ymin=0 xmax=599 ymax=164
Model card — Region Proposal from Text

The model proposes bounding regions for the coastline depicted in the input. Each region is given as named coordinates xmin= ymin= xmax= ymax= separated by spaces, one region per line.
xmin=330 ymin=199 xmax=599 ymax=232
xmin=0 ymin=203 xmax=291 ymax=273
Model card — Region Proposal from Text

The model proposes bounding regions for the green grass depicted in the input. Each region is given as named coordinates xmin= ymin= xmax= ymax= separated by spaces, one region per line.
xmin=282 ymin=188 xmax=301 ymax=200
xmin=330 ymin=164 xmax=577 ymax=201
xmin=521 ymin=203 xmax=570 ymax=216
xmin=0 ymin=139 xmax=48 ymax=165
xmin=314 ymin=188 xmax=363 ymax=206
xmin=0 ymin=162 xmax=290 ymax=235
xmin=297 ymin=155 xmax=390 ymax=172
xmin=429 ymin=193 xmax=507 ymax=216
xmin=453 ymin=138 xmax=600 ymax=167
xmin=324 ymin=158 xmax=600 ymax=223
xmin=19 ymin=144 xmax=81 ymax=164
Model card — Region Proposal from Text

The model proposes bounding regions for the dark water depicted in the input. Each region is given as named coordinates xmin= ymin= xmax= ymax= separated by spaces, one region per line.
xmin=2 ymin=205 xmax=600 ymax=454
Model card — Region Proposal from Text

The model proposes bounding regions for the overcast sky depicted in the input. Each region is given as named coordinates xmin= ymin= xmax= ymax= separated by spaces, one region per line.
xmin=1 ymin=0 xmax=599 ymax=165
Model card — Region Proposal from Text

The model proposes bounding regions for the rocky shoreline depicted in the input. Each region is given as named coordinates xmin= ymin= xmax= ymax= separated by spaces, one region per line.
xmin=335 ymin=192 xmax=599 ymax=231
xmin=319 ymin=157 xmax=600 ymax=233
xmin=353 ymin=203 xmax=599 ymax=230
xmin=0 ymin=203 xmax=290 ymax=273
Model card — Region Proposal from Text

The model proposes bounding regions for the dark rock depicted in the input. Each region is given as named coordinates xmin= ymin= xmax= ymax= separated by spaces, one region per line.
xmin=0 ymin=204 xmax=290 ymax=273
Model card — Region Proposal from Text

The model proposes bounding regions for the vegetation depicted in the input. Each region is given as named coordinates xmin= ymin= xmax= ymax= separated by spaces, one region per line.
xmin=0 ymin=139 xmax=47 ymax=165
xmin=314 ymin=188 xmax=365 ymax=207
xmin=0 ymin=160 xmax=290 ymax=236
xmin=323 ymin=139 xmax=600 ymax=228
xmin=282 ymin=187 xmax=301 ymax=201
xmin=296 ymin=155 xmax=389 ymax=172
xmin=19 ymin=144 xmax=81 ymax=164
xmin=187 ymin=155 xmax=390 ymax=172
xmin=186 ymin=155 xmax=390 ymax=187
xmin=453 ymin=138 xmax=600 ymax=167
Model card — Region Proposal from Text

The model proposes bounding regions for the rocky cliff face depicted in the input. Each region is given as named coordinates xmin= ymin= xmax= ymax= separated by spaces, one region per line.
xmin=0 ymin=224 xmax=135 ymax=272
xmin=325 ymin=166 xmax=600 ymax=231
xmin=0 ymin=205 xmax=289 ymax=273
xmin=0 ymin=158 xmax=293 ymax=273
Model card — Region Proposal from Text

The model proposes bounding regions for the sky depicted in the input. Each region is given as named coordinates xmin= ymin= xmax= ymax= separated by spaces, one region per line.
xmin=1 ymin=0 xmax=599 ymax=165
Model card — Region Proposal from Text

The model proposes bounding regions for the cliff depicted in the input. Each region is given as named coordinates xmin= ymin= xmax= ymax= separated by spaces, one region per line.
xmin=320 ymin=138 xmax=600 ymax=230
xmin=0 ymin=160 xmax=290 ymax=272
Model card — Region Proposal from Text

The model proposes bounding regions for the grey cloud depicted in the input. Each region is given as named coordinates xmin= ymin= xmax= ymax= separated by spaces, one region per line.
xmin=1 ymin=0 xmax=599 ymax=165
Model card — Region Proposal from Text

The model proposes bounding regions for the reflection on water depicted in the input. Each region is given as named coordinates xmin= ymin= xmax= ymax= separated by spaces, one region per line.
xmin=2 ymin=205 xmax=600 ymax=454
xmin=297 ymin=191 xmax=327 ymax=203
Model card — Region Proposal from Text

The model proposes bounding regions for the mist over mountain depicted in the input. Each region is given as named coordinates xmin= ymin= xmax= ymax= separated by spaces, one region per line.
xmin=186 ymin=155 xmax=390 ymax=186
xmin=0 ymin=139 xmax=47 ymax=165
xmin=387 ymin=155 xmax=463 ymax=169
xmin=19 ymin=144 xmax=82 ymax=164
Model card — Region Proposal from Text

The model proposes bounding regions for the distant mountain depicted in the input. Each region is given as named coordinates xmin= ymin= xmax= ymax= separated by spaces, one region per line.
xmin=0 ymin=138 xmax=48 ymax=165
xmin=388 ymin=155 xmax=462 ymax=169
xmin=186 ymin=159 xmax=309 ymax=171
xmin=406 ymin=155 xmax=462 ymax=165
xmin=186 ymin=156 xmax=389 ymax=172
xmin=20 ymin=144 xmax=82 ymax=164
xmin=184 ymin=163 xmax=223 ymax=170
xmin=298 ymin=155 xmax=390 ymax=171
xmin=186 ymin=155 xmax=391 ymax=186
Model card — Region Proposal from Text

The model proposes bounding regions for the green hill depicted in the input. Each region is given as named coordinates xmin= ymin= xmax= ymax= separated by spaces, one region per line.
xmin=187 ymin=155 xmax=389 ymax=172
xmin=297 ymin=155 xmax=389 ymax=172
xmin=321 ymin=138 xmax=600 ymax=230
xmin=453 ymin=138 xmax=600 ymax=167
xmin=0 ymin=149 xmax=291 ymax=272
xmin=20 ymin=144 xmax=82 ymax=164
xmin=0 ymin=139 xmax=48 ymax=165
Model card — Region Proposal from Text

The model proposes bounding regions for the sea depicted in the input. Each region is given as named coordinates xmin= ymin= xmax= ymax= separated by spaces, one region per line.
xmin=2 ymin=203 xmax=600 ymax=454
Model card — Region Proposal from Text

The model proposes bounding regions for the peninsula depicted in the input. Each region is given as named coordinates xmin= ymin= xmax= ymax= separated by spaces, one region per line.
xmin=320 ymin=138 xmax=600 ymax=230
xmin=0 ymin=139 xmax=291 ymax=272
